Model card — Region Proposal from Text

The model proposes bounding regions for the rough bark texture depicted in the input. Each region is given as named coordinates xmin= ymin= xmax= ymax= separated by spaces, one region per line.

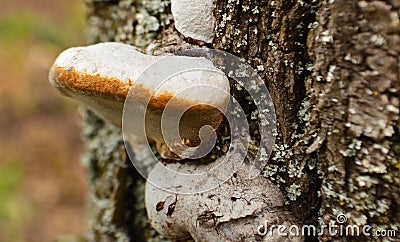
xmin=213 ymin=0 xmax=320 ymax=226
xmin=309 ymin=0 xmax=400 ymax=240
xmin=78 ymin=0 xmax=399 ymax=241
xmin=213 ymin=1 xmax=399 ymax=241
xmin=81 ymin=110 xmax=162 ymax=242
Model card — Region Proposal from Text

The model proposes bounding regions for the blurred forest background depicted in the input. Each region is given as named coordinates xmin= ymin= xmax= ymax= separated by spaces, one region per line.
xmin=0 ymin=0 xmax=88 ymax=241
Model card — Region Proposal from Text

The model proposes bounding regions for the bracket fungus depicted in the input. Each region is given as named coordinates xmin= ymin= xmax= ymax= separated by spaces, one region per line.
xmin=145 ymin=145 xmax=303 ymax=241
xmin=171 ymin=0 xmax=215 ymax=43
xmin=49 ymin=42 xmax=230 ymax=159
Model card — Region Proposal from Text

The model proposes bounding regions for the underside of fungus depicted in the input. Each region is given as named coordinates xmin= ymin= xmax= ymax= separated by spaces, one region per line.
xmin=49 ymin=42 xmax=230 ymax=159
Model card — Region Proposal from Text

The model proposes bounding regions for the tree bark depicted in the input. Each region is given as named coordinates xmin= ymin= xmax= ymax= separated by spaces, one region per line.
xmin=79 ymin=0 xmax=399 ymax=241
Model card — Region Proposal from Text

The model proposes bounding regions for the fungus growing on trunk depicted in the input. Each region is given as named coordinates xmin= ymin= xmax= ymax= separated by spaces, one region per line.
xmin=49 ymin=42 xmax=300 ymax=241
xmin=49 ymin=42 xmax=230 ymax=159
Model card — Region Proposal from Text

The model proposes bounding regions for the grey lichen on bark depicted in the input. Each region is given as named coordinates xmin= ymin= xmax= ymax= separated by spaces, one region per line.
xmin=81 ymin=110 xmax=137 ymax=242
xmin=85 ymin=0 xmax=172 ymax=47
xmin=213 ymin=0 xmax=321 ymax=228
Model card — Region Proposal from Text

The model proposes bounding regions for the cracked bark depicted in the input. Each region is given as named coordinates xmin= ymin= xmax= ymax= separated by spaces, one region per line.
xmin=78 ymin=0 xmax=399 ymax=241
xmin=309 ymin=1 xmax=399 ymax=241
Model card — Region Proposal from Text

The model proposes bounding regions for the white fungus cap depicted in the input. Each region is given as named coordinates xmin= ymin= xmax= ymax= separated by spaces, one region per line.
xmin=49 ymin=42 xmax=160 ymax=85
xmin=50 ymin=42 xmax=228 ymax=104
xmin=49 ymin=42 xmax=230 ymax=160
xmin=171 ymin=0 xmax=215 ymax=43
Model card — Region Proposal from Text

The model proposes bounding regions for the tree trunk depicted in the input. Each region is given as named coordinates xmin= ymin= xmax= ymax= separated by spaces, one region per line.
xmin=79 ymin=0 xmax=399 ymax=241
